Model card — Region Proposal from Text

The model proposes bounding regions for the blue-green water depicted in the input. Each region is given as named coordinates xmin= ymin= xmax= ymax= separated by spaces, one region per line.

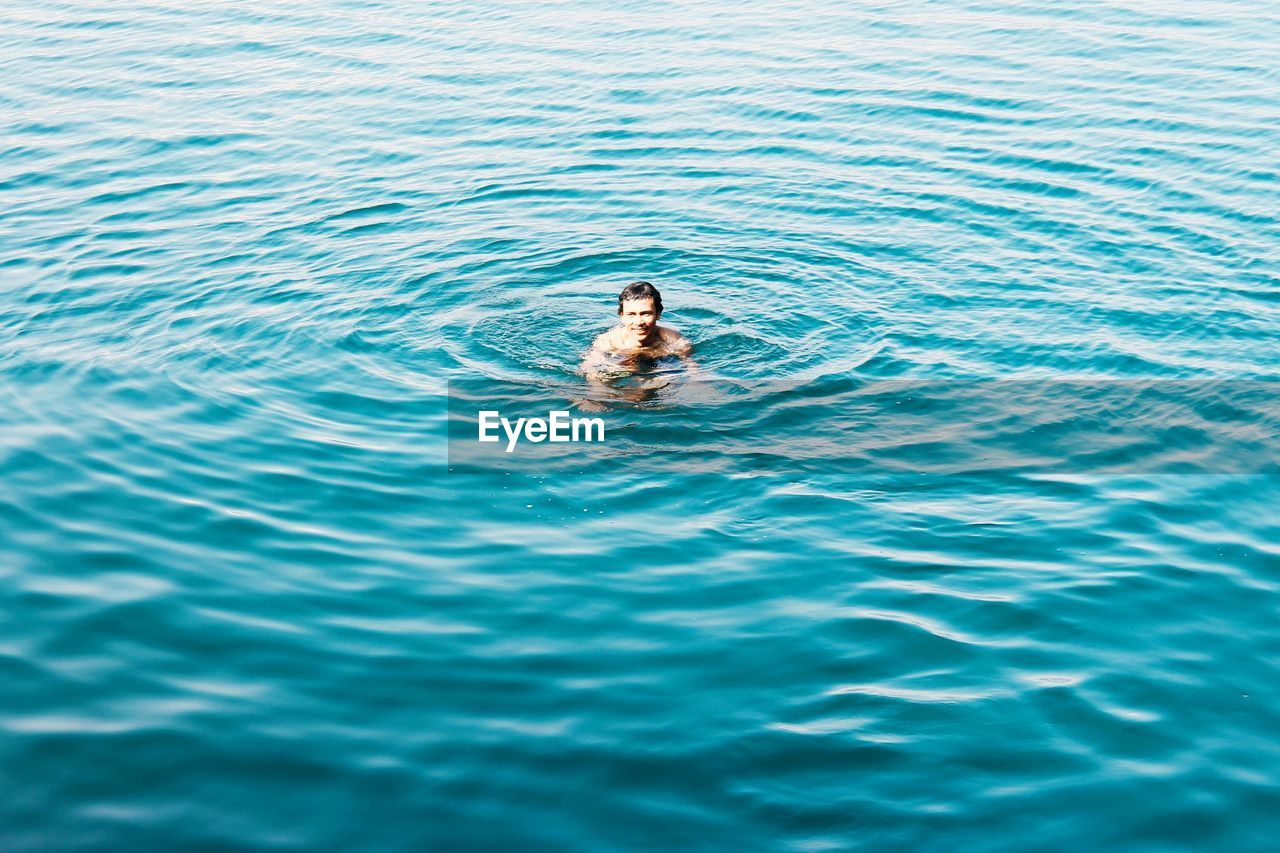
xmin=4 ymin=0 xmax=1280 ymax=848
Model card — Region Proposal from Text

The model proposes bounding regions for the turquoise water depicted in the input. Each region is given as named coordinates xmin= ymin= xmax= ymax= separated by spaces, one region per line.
xmin=4 ymin=0 xmax=1280 ymax=848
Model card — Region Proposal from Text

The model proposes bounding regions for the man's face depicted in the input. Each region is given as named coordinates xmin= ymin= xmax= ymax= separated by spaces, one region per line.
xmin=619 ymin=298 xmax=660 ymax=342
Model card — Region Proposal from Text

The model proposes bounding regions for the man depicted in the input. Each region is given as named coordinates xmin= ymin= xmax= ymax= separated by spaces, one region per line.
xmin=582 ymin=280 xmax=692 ymax=376
xmin=579 ymin=281 xmax=694 ymax=408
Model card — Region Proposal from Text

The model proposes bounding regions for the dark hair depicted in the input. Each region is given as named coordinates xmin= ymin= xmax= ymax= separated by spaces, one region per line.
xmin=617 ymin=280 xmax=663 ymax=315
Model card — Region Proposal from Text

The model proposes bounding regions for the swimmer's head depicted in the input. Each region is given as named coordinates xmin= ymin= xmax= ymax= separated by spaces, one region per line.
xmin=616 ymin=281 xmax=663 ymax=345
xmin=617 ymin=281 xmax=663 ymax=317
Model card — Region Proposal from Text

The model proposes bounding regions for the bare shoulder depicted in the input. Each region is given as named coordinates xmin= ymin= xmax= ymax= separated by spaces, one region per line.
xmin=591 ymin=328 xmax=620 ymax=352
xmin=659 ymin=325 xmax=692 ymax=354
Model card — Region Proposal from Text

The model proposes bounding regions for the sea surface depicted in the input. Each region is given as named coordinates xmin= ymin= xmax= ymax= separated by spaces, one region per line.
xmin=3 ymin=0 xmax=1280 ymax=849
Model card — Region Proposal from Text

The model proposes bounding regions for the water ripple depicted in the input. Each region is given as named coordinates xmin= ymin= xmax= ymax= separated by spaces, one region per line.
xmin=3 ymin=0 xmax=1280 ymax=849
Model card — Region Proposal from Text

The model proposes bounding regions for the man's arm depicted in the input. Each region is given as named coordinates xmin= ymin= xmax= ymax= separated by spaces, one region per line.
xmin=581 ymin=332 xmax=613 ymax=380
xmin=575 ymin=333 xmax=617 ymax=412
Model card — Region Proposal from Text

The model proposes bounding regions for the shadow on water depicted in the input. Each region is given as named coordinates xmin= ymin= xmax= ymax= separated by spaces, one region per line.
xmin=450 ymin=375 xmax=1280 ymax=479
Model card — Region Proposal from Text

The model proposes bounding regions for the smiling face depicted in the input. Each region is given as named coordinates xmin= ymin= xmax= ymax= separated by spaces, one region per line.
xmin=618 ymin=297 xmax=661 ymax=346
